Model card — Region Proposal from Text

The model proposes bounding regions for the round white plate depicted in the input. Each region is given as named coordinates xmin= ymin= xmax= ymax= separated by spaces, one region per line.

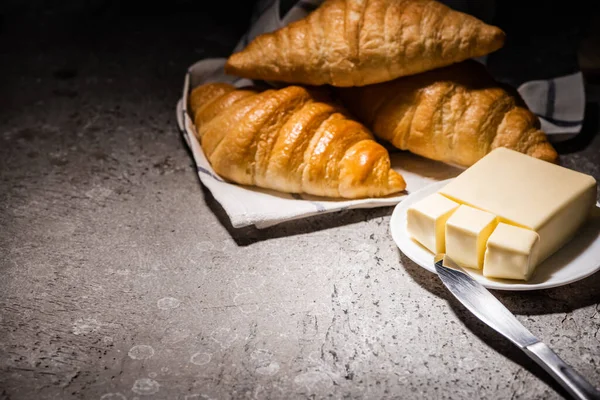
xmin=390 ymin=179 xmax=600 ymax=291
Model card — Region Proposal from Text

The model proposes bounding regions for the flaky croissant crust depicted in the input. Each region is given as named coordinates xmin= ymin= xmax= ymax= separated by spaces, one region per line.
xmin=338 ymin=61 xmax=558 ymax=167
xmin=188 ymin=83 xmax=406 ymax=199
xmin=225 ymin=0 xmax=505 ymax=87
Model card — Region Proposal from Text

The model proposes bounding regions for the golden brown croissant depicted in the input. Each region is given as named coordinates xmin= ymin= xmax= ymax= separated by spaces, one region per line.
xmin=337 ymin=61 xmax=558 ymax=167
xmin=224 ymin=0 xmax=505 ymax=87
xmin=188 ymin=83 xmax=406 ymax=199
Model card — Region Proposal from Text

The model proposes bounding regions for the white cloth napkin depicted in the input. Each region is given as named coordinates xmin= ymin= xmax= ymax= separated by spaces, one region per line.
xmin=175 ymin=0 xmax=584 ymax=229
xmin=518 ymin=72 xmax=585 ymax=140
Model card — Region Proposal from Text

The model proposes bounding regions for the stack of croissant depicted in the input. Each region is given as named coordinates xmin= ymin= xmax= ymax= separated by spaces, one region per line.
xmin=188 ymin=0 xmax=558 ymax=199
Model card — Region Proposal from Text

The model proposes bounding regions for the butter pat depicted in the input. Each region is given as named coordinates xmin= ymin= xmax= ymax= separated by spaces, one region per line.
xmin=445 ymin=205 xmax=498 ymax=270
xmin=484 ymin=223 xmax=540 ymax=280
xmin=407 ymin=193 xmax=459 ymax=253
xmin=439 ymin=148 xmax=597 ymax=267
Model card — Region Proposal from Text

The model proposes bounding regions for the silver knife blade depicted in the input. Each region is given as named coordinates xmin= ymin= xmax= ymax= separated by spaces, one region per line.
xmin=433 ymin=253 xmax=539 ymax=348
xmin=434 ymin=254 xmax=600 ymax=400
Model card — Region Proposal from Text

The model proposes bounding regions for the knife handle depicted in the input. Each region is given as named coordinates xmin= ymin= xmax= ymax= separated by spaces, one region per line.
xmin=524 ymin=342 xmax=600 ymax=400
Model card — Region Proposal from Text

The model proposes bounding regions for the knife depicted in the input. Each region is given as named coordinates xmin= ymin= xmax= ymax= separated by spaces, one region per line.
xmin=434 ymin=253 xmax=600 ymax=400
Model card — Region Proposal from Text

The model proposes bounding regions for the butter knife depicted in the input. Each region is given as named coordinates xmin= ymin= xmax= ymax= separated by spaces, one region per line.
xmin=434 ymin=254 xmax=600 ymax=400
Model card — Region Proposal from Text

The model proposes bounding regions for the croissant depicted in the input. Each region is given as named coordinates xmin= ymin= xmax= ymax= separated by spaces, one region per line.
xmin=188 ymin=83 xmax=406 ymax=199
xmin=225 ymin=0 xmax=505 ymax=87
xmin=337 ymin=60 xmax=558 ymax=167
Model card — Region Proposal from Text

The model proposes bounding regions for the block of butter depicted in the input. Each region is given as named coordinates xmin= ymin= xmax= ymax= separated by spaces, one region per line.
xmin=406 ymin=193 xmax=459 ymax=254
xmin=439 ymin=147 xmax=597 ymax=276
xmin=445 ymin=205 xmax=498 ymax=270
xmin=483 ymin=223 xmax=540 ymax=280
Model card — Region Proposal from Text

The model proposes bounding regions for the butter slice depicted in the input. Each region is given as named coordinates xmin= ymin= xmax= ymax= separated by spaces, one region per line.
xmin=483 ymin=223 xmax=540 ymax=280
xmin=445 ymin=205 xmax=498 ymax=270
xmin=407 ymin=193 xmax=460 ymax=253
xmin=439 ymin=148 xmax=597 ymax=266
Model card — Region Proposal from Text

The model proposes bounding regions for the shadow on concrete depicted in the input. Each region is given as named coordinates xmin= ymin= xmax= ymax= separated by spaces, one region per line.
xmin=400 ymin=251 xmax=600 ymax=399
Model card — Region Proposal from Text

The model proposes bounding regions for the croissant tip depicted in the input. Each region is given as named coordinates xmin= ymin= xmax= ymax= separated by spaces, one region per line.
xmin=485 ymin=26 xmax=507 ymax=51
xmin=389 ymin=170 xmax=407 ymax=193
xmin=542 ymin=149 xmax=559 ymax=165
xmin=223 ymin=57 xmax=237 ymax=73
xmin=526 ymin=141 xmax=559 ymax=165
xmin=225 ymin=50 xmax=249 ymax=72
xmin=495 ymin=29 xmax=507 ymax=47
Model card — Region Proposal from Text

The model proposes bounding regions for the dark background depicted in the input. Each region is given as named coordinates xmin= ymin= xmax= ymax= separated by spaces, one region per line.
xmin=1 ymin=2 xmax=599 ymax=400
xmin=1 ymin=0 xmax=599 ymax=108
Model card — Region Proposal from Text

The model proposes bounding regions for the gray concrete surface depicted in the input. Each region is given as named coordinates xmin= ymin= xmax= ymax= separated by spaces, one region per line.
xmin=1 ymin=6 xmax=600 ymax=400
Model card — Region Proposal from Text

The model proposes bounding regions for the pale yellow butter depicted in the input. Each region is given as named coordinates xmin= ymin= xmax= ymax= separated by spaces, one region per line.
xmin=439 ymin=148 xmax=597 ymax=268
xmin=445 ymin=205 xmax=498 ymax=270
xmin=407 ymin=193 xmax=459 ymax=254
xmin=483 ymin=223 xmax=540 ymax=280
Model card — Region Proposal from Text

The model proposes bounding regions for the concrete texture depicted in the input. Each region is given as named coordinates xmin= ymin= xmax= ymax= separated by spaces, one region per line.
xmin=1 ymin=4 xmax=600 ymax=400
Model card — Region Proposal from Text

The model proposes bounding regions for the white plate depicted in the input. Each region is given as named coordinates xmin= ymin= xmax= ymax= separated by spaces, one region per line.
xmin=390 ymin=179 xmax=600 ymax=291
